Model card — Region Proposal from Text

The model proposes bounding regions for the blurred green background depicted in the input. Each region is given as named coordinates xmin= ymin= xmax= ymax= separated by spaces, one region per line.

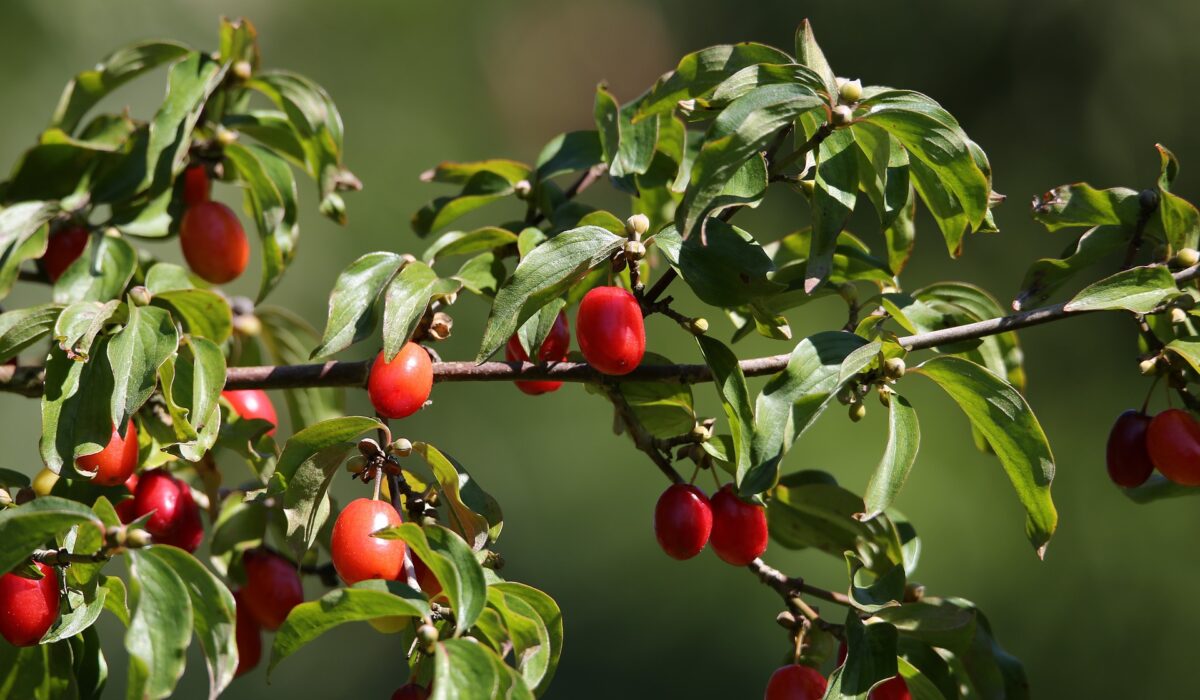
xmin=3 ymin=0 xmax=1199 ymax=697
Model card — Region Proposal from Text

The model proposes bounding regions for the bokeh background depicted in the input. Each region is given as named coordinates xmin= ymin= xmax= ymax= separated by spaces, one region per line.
xmin=3 ymin=0 xmax=1200 ymax=697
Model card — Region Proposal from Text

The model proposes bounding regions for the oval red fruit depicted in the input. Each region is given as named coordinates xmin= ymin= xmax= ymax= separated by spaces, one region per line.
xmin=183 ymin=164 xmax=211 ymax=206
xmin=131 ymin=469 xmax=203 ymax=552
xmin=1147 ymin=408 xmax=1200 ymax=486
xmin=765 ymin=664 xmax=827 ymax=700
xmin=331 ymin=498 xmax=406 ymax=584
xmin=392 ymin=684 xmax=431 ymax=700
xmin=42 ymin=225 xmax=89 ymax=282
xmin=180 ymin=200 xmax=250 ymax=284
xmin=223 ymin=389 xmax=279 ymax=435
xmin=233 ymin=591 xmax=262 ymax=677
xmin=870 ymin=676 xmax=912 ymax=700
xmin=77 ymin=419 xmax=139 ymax=486
xmin=412 ymin=553 xmax=442 ymax=598
xmin=240 ymin=549 xmax=303 ymax=631
xmin=367 ymin=344 xmax=433 ymax=419
xmin=0 ymin=562 xmax=60 ymax=647
xmin=1106 ymin=410 xmax=1154 ymax=487
xmin=709 ymin=484 xmax=768 ymax=566
xmin=576 ymin=286 xmax=645 ymax=375
xmin=654 ymin=484 xmax=713 ymax=560
xmin=506 ymin=312 xmax=570 ymax=395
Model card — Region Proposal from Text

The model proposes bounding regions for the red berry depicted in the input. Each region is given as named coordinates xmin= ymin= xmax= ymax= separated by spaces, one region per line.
xmin=223 ymin=389 xmax=279 ymax=436
xmin=130 ymin=469 xmax=204 ymax=552
xmin=654 ymin=484 xmax=713 ymax=560
xmin=505 ymin=312 xmax=570 ymax=395
xmin=1147 ymin=408 xmax=1200 ymax=486
xmin=765 ymin=664 xmax=827 ymax=700
xmin=870 ymin=676 xmax=911 ymax=700
xmin=0 ymin=562 xmax=59 ymax=647
xmin=391 ymin=683 xmax=430 ymax=700
xmin=709 ymin=484 xmax=768 ymax=566
xmin=411 ymin=553 xmax=442 ymax=598
xmin=77 ymin=419 xmax=139 ymax=486
xmin=367 ymin=344 xmax=433 ymax=420
xmin=576 ymin=286 xmax=645 ymax=375
xmin=331 ymin=498 xmax=406 ymax=584
xmin=233 ymin=591 xmax=263 ymax=678
xmin=115 ymin=497 xmax=137 ymax=524
xmin=179 ymin=200 xmax=249 ymax=284
xmin=1106 ymin=410 xmax=1154 ymax=487
xmin=42 ymin=225 xmax=89 ymax=282
xmin=240 ymin=549 xmax=303 ymax=631
xmin=183 ymin=164 xmax=211 ymax=206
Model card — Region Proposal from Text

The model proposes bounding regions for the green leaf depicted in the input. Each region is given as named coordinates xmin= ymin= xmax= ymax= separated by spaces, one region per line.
xmin=0 ymin=209 xmax=51 ymax=301
xmin=633 ymin=43 xmax=796 ymax=123
xmin=1013 ymin=225 xmax=1129 ymax=310
xmin=613 ymin=377 xmax=696 ymax=439
xmin=846 ymin=553 xmax=905 ymax=613
xmin=485 ymin=587 xmax=552 ymax=692
xmin=454 ymin=252 xmax=507 ymax=298
xmin=275 ymin=416 xmax=383 ymax=484
xmin=268 ymin=586 xmax=429 ymax=675
xmin=708 ymin=63 xmax=829 ymax=107
xmin=382 ymin=261 xmax=438 ymax=362
xmin=432 ymin=638 xmax=534 ymax=700
xmin=280 ymin=441 xmax=357 ymax=559
xmin=71 ymin=625 xmax=109 ymax=700
xmin=153 ymin=288 xmax=232 ymax=344
xmin=1152 ymin=188 xmax=1200 ymax=251
xmin=102 ymin=575 xmax=131 ymax=627
xmin=0 ymin=639 xmax=79 ymax=700
xmin=535 ymin=131 xmax=603 ymax=182
xmin=158 ymin=336 xmax=225 ymax=461
xmin=106 ymin=303 xmax=179 ymax=431
xmin=875 ymin=599 xmax=977 ymax=653
xmin=913 ymin=356 xmax=1057 ymax=557
xmin=422 ymin=227 xmax=519 ymax=263
xmin=1120 ymin=474 xmax=1200 ymax=503
xmin=422 ymin=159 xmax=530 ymax=186
xmin=40 ymin=342 xmax=117 ymax=476
xmin=861 ymin=394 xmax=920 ymax=520
xmin=125 ymin=548 xmax=193 ymax=700
xmin=807 ymin=127 xmax=860 ymax=291
xmin=52 ymin=41 xmax=190 ymax=133
xmin=311 ymin=252 xmax=404 ymax=358
xmin=695 ymin=335 xmax=755 ymax=490
xmin=489 ymin=582 xmax=563 ymax=695
xmin=257 ymin=306 xmax=345 ymax=430
xmin=0 ymin=497 xmax=101 ymax=575
xmin=515 ymin=298 xmax=567 ymax=359
xmin=678 ymin=84 xmax=823 ymax=239
xmin=374 ymin=523 xmax=487 ymax=632
xmin=52 ymin=234 xmax=137 ymax=304
xmin=824 ymin=612 xmax=898 ymax=700
xmin=142 ymin=52 xmax=227 ymax=195
xmin=895 ymin=657 xmax=949 ymax=700
xmin=0 ymin=304 xmax=64 ymax=362
xmin=477 ymin=225 xmax=624 ymax=361
xmin=54 ymin=301 xmax=119 ymax=360
xmin=412 ymin=170 xmax=515 ymax=237
xmin=217 ymin=16 xmax=260 ymax=68
xmin=1030 ymin=183 xmax=1141 ymax=231
xmin=224 ymin=142 xmax=300 ymax=302
xmin=414 ymin=442 xmax=502 ymax=548
xmin=654 ymin=220 xmax=784 ymax=307
xmin=145 ymin=546 xmax=237 ymax=700
xmin=1063 ymin=264 xmax=1179 ymax=313
xmin=795 ymin=20 xmax=837 ymax=99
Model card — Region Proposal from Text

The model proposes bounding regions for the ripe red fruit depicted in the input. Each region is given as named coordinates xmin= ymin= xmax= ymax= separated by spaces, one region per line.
xmin=183 ymin=164 xmax=211 ymax=206
xmin=0 ymin=562 xmax=60 ymax=647
xmin=391 ymin=684 xmax=430 ymax=700
xmin=1106 ymin=410 xmax=1154 ymax=487
xmin=576 ymin=286 xmax=645 ymax=375
xmin=240 ymin=549 xmax=303 ymax=631
xmin=130 ymin=469 xmax=204 ymax=552
xmin=765 ymin=664 xmax=827 ymax=700
xmin=77 ymin=419 xmax=139 ymax=486
xmin=223 ymin=389 xmax=279 ymax=436
xmin=412 ymin=553 xmax=442 ymax=598
xmin=1147 ymin=408 xmax=1200 ymax=486
xmin=233 ymin=591 xmax=262 ymax=678
xmin=654 ymin=484 xmax=713 ymax=560
xmin=870 ymin=676 xmax=911 ymax=700
xmin=179 ymin=200 xmax=250 ymax=284
xmin=709 ymin=484 xmax=768 ymax=566
xmin=42 ymin=225 xmax=89 ymax=282
xmin=367 ymin=344 xmax=433 ymax=420
xmin=505 ymin=312 xmax=570 ymax=395
xmin=331 ymin=498 xmax=406 ymax=584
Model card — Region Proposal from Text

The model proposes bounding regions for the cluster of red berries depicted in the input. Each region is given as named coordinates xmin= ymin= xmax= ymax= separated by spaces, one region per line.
xmin=765 ymin=643 xmax=912 ymax=699
xmin=655 ymin=483 xmax=768 ymax=566
xmin=1107 ymin=408 xmax=1200 ymax=487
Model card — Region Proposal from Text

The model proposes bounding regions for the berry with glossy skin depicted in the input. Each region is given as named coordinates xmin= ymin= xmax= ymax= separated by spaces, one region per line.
xmin=42 ymin=225 xmax=89 ymax=282
xmin=709 ymin=484 xmax=768 ymax=566
xmin=240 ymin=549 xmax=303 ymax=631
xmin=179 ymin=200 xmax=249 ymax=284
xmin=31 ymin=467 xmax=59 ymax=497
xmin=391 ymin=684 xmax=430 ymax=700
xmin=1106 ymin=410 xmax=1155 ymax=487
xmin=77 ymin=419 xmax=139 ymax=486
xmin=183 ymin=164 xmax=211 ymax=206
xmin=576 ymin=286 xmax=645 ymax=376
xmin=412 ymin=553 xmax=442 ymax=598
xmin=0 ymin=562 xmax=59 ymax=647
xmin=654 ymin=484 xmax=713 ymax=560
xmin=870 ymin=676 xmax=912 ymax=700
xmin=367 ymin=344 xmax=433 ymax=419
xmin=223 ymin=389 xmax=278 ymax=435
xmin=131 ymin=469 xmax=204 ymax=552
xmin=765 ymin=664 xmax=827 ymax=700
xmin=1147 ymin=408 xmax=1200 ymax=486
xmin=233 ymin=591 xmax=262 ymax=677
xmin=505 ymin=312 xmax=570 ymax=395
xmin=331 ymin=498 xmax=406 ymax=584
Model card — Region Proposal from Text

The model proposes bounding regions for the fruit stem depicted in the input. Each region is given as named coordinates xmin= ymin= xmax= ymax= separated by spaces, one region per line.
xmin=1142 ymin=375 xmax=1161 ymax=414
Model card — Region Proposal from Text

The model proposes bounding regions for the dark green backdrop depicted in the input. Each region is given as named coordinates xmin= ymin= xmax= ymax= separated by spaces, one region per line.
xmin=2 ymin=1 xmax=1197 ymax=696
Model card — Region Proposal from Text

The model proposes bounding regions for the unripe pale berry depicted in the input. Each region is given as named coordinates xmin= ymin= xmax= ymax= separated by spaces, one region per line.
xmin=654 ymin=484 xmax=713 ymax=560
xmin=849 ymin=402 xmax=867 ymax=422
xmin=838 ymin=78 xmax=863 ymax=103
xmin=1146 ymin=409 xmax=1200 ymax=486
xmin=1172 ymin=247 xmax=1200 ymax=269
xmin=180 ymin=200 xmax=249 ymax=284
xmin=240 ymin=549 xmax=303 ymax=631
xmin=0 ymin=562 xmax=59 ymax=647
xmin=417 ymin=623 xmax=439 ymax=653
xmin=883 ymin=357 xmax=906 ymax=380
xmin=832 ymin=104 xmax=854 ymax=126
xmin=331 ymin=498 xmax=406 ymax=584
xmin=223 ymin=389 xmax=279 ymax=436
xmin=505 ymin=312 xmax=570 ymax=395
xmin=709 ymin=484 xmax=768 ymax=566
xmin=368 ymin=344 xmax=433 ymax=419
xmin=765 ymin=664 xmax=827 ymax=700
xmin=576 ymin=286 xmax=645 ymax=376
xmin=32 ymin=467 xmax=59 ymax=497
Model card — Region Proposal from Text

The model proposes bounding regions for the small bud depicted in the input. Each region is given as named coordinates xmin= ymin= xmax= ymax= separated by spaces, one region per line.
xmin=232 ymin=60 xmax=253 ymax=81
xmin=125 ymin=529 xmax=153 ymax=548
xmin=232 ymin=313 xmax=263 ymax=337
xmin=836 ymin=386 xmax=855 ymax=405
xmin=128 ymin=286 xmax=152 ymax=307
xmin=0 ymin=488 xmax=11 ymax=507
xmin=883 ymin=357 xmax=906 ymax=380
xmin=358 ymin=438 xmax=382 ymax=458
xmin=690 ymin=423 xmax=712 ymax=443
xmin=849 ymin=401 xmax=867 ymax=422
xmin=390 ymin=438 xmax=413 ymax=457
xmin=1172 ymin=248 xmax=1200 ymax=269
xmin=775 ymin=611 xmax=799 ymax=629
xmin=624 ymin=239 xmax=647 ymax=260
xmin=417 ymin=623 xmax=439 ymax=653
xmin=1139 ymin=356 xmax=1160 ymax=375
xmin=877 ymin=386 xmax=892 ymax=408
xmin=684 ymin=317 xmax=709 ymax=335
xmin=514 ymin=179 xmax=532 ymax=199
xmin=836 ymin=282 xmax=858 ymax=305
xmin=625 ymin=213 xmax=650 ymax=238
xmin=677 ymin=98 xmax=697 ymax=116
xmin=832 ymin=105 xmax=854 ymax=126
xmin=215 ymin=125 xmax=238 ymax=146
xmin=903 ymin=582 xmax=926 ymax=603
xmin=1171 ymin=307 xmax=1189 ymax=324
xmin=428 ymin=312 xmax=453 ymax=341
xmin=838 ymin=78 xmax=863 ymax=103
